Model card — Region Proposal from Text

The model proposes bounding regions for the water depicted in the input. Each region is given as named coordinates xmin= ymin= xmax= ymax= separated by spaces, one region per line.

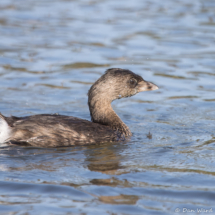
xmin=0 ymin=0 xmax=215 ymax=214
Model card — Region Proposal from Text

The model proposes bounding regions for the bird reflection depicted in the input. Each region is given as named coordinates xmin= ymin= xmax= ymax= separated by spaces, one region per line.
xmin=84 ymin=143 xmax=139 ymax=205
xmin=98 ymin=194 xmax=139 ymax=205
xmin=84 ymin=143 xmax=126 ymax=174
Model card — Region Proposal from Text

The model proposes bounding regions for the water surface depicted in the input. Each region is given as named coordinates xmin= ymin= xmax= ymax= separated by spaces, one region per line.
xmin=0 ymin=0 xmax=215 ymax=214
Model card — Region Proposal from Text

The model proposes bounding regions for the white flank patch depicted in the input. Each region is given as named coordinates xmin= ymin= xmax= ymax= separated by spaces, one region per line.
xmin=0 ymin=117 xmax=11 ymax=144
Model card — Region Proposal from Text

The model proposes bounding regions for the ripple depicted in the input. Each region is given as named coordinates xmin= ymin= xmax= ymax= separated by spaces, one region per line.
xmin=63 ymin=62 xmax=110 ymax=69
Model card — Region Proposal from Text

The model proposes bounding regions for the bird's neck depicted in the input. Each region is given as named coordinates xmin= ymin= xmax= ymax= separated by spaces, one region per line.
xmin=88 ymin=99 xmax=131 ymax=137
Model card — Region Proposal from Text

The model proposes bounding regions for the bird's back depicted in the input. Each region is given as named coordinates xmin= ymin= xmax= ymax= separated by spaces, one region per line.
xmin=1 ymin=114 xmax=121 ymax=147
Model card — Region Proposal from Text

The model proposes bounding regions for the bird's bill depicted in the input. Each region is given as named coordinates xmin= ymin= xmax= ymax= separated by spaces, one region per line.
xmin=138 ymin=81 xmax=159 ymax=92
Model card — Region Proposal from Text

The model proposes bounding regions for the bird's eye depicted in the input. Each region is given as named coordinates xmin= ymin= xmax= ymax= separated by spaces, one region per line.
xmin=129 ymin=78 xmax=137 ymax=87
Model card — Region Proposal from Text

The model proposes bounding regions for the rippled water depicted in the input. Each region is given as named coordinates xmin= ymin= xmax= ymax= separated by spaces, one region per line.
xmin=0 ymin=0 xmax=215 ymax=214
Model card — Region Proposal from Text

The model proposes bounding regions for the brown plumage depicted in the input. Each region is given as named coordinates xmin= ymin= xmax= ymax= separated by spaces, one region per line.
xmin=0 ymin=68 xmax=158 ymax=147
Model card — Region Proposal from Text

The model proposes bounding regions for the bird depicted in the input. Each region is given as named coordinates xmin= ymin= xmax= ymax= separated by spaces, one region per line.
xmin=0 ymin=68 xmax=158 ymax=147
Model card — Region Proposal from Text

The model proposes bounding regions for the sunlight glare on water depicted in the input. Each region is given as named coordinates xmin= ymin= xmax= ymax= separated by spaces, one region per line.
xmin=0 ymin=0 xmax=215 ymax=214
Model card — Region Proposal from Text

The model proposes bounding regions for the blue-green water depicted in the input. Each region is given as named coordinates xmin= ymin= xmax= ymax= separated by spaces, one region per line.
xmin=0 ymin=0 xmax=215 ymax=214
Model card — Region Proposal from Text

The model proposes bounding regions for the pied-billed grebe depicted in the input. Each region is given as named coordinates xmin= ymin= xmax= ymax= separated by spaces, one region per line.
xmin=0 ymin=68 xmax=158 ymax=147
